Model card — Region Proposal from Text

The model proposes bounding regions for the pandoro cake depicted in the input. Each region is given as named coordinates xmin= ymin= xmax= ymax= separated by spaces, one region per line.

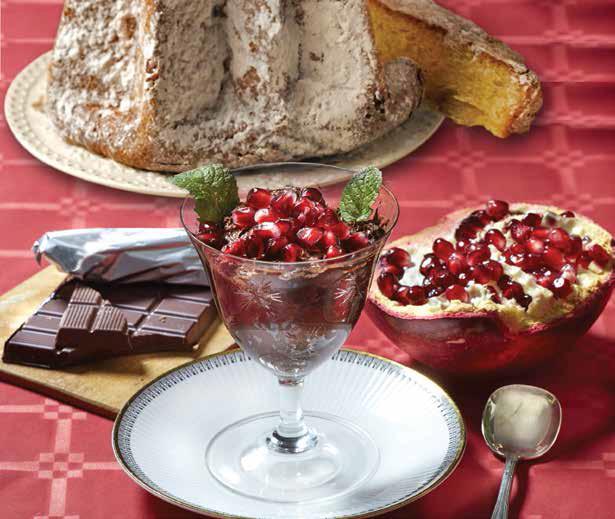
xmin=46 ymin=0 xmax=423 ymax=172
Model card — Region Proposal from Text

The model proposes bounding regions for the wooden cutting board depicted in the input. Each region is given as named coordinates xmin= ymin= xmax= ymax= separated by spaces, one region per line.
xmin=0 ymin=267 xmax=235 ymax=418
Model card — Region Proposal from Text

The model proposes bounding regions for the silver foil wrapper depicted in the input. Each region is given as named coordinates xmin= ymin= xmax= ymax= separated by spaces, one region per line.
xmin=33 ymin=228 xmax=208 ymax=286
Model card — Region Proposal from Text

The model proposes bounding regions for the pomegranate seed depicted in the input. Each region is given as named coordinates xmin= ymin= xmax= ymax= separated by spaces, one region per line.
xmin=525 ymin=237 xmax=545 ymax=255
xmin=470 ymin=209 xmax=491 ymax=227
xmin=455 ymin=217 xmax=482 ymax=241
xmin=197 ymin=230 xmax=223 ymax=247
xmin=293 ymin=197 xmax=317 ymax=219
xmin=392 ymin=286 xmax=411 ymax=305
xmin=432 ymin=268 xmax=456 ymax=288
xmin=316 ymin=208 xmax=339 ymax=228
xmin=560 ymin=263 xmax=577 ymax=283
xmin=301 ymin=187 xmax=324 ymax=203
xmin=469 ymin=264 xmax=491 ymax=284
xmin=329 ymin=221 xmax=351 ymax=240
xmin=485 ymin=229 xmax=506 ymax=251
xmin=447 ymin=252 xmax=467 ymax=275
xmin=325 ymin=245 xmax=344 ymax=259
xmin=246 ymin=188 xmax=272 ymax=209
xmin=198 ymin=221 xmax=219 ymax=233
xmin=404 ymin=286 xmax=427 ymax=305
xmin=509 ymin=243 xmax=526 ymax=255
xmin=344 ymin=232 xmax=369 ymax=251
xmin=536 ymin=269 xmax=556 ymax=289
xmin=271 ymin=190 xmax=298 ymax=216
xmin=550 ymin=277 xmax=572 ymax=298
xmin=521 ymin=254 xmax=542 ymax=272
xmin=254 ymin=208 xmax=278 ymax=224
xmin=196 ymin=222 xmax=222 ymax=245
xmin=543 ymin=246 xmax=566 ymax=271
xmin=281 ymin=243 xmax=304 ymax=262
xmin=445 ymin=284 xmax=469 ymax=302
xmin=502 ymin=281 xmax=524 ymax=300
xmin=378 ymin=272 xmax=399 ymax=298
xmin=548 ymin=228 xmax=572 ymax=253
xmin=456 ymin=240 xmax=471 ymax=254
xmin=498 ymin=275 xmax=512 ymax=290
xmin=567 ymin=236 xmax=583 ymax=260
xmin=383 ymin=247 xmax=412 ymax=268
xmin=231 ymin=206 xmax=256 ymax=229
xmin=510 ymin=221 xmax=532 ymax=243
xmin=457 ymin=271 xmax=471 ymax=287
xmin=483 ymin=260 xmax=504 ymax=281
xmin=381 ymin=263 xmax=403 ymax=277
xmin=394 ymin=286 xmax=426 ymax=305
xmin=296 ymin=209 xmax=319 ymax=227
xmin=487 ymin=286 xmax=501 ymax=304
xmin=433 ymin=238 xmax=455 ymax=261
xmin=293 ymin=197 xmax=316 ymax=214
xmin=587 ymin=244 xmax=610 ymax=267
xmin=466 ymin=244 xmax=491 ymax=266
xmin=252 ymin=222 xmax=282 ymax=240
xmin=296 ymin=227 xmax=323 ymax=248
xmin=531 ymin=227 xmax=550 ymax=240
xmin=522 ymin=213 xmax=542 ymax=227
xmin=535 ymin=276 xmax=549 ymax=289
xmin=311 ymin=202 xmax=326 ymax=216
xmin=288 ymin=218 xmax=302 ymax=236
xmin=222 ymin=239 xmax=246 ymax=257
xmin=517 ymin=293 xmax=532 ymax=309
xmin=560 ymin=211 xmax=575 ymax=218
xmin=275 ymin=219 xmax=293 ymax=236
xmin=244 ymin=236 xmax=266 ymax=259
xmin=485 ymin=200 xmax=509 ymax=221
xmin=420 ymin=254 xmax=440 ymax=276
xmin=578 ymin=252 xmax=592 ymax=269
xmin=266 ymin=236 xmax=289 ymax=258
xmin=470 ymin=210 xmax=491 ymax=226
xmin=425 ymin=284 xmax=445 ymax=298
xmin=320 ymin=230 xmax=339 ymax=249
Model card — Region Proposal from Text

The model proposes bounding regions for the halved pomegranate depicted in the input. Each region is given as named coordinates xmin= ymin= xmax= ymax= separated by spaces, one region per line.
xmin=367 ymin=201 xmax=615 ymax=375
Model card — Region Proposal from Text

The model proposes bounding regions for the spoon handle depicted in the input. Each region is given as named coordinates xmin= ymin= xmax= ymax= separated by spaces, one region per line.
xmin=491 ymin=457 xmax=517 ymax=519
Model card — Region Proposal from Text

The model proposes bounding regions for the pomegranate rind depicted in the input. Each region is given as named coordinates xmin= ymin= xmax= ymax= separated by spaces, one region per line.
xmin=367 ymin=203 xmax=615 ymax=375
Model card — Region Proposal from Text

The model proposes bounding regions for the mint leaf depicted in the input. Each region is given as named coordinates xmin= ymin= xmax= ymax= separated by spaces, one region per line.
xmin=339 ymin=166 xmax=383 ymax=223
xmin=171 ymin=164 xmax=239 ymax=223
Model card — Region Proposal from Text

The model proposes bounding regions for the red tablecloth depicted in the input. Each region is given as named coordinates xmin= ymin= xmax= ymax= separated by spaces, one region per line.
xmin=2 ymin=1 xmax=615 ymax=518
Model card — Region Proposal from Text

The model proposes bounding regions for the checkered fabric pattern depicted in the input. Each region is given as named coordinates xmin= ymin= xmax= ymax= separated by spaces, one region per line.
xmin=1 ymin=0 xmax=615 ymax=517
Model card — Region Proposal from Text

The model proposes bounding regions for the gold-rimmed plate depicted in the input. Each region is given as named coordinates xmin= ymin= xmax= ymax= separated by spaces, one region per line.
xmin=6 ymin=53 xmax=443 ymax=198
xmin=112 ymin=348 xmax=465 ymax=518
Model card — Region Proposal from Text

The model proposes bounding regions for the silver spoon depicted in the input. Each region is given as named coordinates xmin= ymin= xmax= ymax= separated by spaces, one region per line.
xmin=482 ymin=384 xmax=562 ymax=519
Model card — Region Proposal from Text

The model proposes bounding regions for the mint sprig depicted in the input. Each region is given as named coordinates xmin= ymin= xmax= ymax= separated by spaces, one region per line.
xmin=171 ymin=164 xmax=239 ymax=223
xmin=339 ymin=166 xmax=383 ymax=223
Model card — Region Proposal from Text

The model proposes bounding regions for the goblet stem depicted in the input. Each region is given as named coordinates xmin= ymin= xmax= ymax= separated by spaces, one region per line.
xmin=267 ymin=377 xmax=318 ymax=454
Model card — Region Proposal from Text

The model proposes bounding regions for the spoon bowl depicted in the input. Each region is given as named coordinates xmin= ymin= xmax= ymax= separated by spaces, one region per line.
xmin=482 ymin=384 xmax=562 ymax=519
xmin=482 ymin=384 xmax=562 ymax=460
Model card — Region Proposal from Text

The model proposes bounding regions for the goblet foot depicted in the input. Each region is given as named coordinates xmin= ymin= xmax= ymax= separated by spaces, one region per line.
xmin=206 ymin=412 xmax=379 ymax=503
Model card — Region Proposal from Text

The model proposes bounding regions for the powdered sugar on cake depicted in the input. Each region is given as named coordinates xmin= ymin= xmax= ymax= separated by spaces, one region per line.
xmin=46 ymin=0 xmax=423 ymax=172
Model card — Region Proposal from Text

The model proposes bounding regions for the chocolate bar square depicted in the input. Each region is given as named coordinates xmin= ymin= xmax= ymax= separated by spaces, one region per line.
xmin=3 ymin=280 xmax=216 ymax=369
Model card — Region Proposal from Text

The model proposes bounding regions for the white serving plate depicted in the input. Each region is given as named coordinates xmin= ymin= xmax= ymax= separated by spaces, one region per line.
xmin=113 ymin=348 xmax=465 ymax=518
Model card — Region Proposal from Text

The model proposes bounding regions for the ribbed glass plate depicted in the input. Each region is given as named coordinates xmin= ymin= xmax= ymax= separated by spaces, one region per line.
xmin=113 ymin=349 xmax=465 ymax=518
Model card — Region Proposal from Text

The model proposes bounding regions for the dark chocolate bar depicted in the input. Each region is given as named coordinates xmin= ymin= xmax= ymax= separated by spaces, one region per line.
xmin=3 ymin=280 xmax=216 ymax=369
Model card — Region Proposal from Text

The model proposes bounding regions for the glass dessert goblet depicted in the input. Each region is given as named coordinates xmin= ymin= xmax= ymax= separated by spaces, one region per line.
xmin=180 ymin=163 xmax=398 ymax=503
